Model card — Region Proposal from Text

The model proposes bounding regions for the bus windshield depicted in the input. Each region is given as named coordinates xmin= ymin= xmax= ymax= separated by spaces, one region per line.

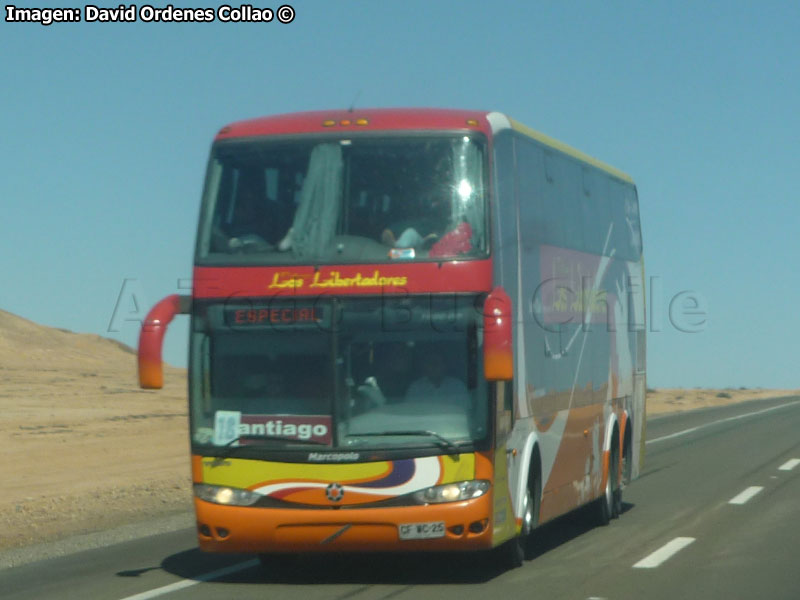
xmin=190 ymin=296 xmax=489 ymax=455
xmin=195 ymin=134 xmax=488 ymax=264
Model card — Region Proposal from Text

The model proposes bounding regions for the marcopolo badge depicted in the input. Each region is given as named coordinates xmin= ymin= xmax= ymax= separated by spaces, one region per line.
xmin=325 ymin=482 xmax=344 ymax=502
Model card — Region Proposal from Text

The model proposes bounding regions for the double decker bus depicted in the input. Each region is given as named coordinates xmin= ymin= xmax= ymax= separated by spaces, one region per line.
xmin=138 ymin=109 xmax=645 ymax=568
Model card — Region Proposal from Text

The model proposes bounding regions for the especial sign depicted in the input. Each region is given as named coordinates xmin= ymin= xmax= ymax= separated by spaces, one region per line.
xmin=224 ymin=304 xmax=328 ymax=329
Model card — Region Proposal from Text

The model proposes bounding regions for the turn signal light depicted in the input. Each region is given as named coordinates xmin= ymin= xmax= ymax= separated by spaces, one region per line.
xmin=321 ymin=118 xmax=369 ymax=127
xmin=483 ymin=287 xmax=513 ymax=381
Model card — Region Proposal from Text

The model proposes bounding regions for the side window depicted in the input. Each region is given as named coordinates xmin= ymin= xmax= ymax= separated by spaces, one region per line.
xmin=515 ymin=139 xmax=586 ymax=252
xmin=561 ymin=160 xmax=584 ymax=251
xmin=625 ymin=186 xmax=643 ymax=258
xmin=581 ymin=169 xmax=611 ymax=255
xmin=541 ymin=151 xmax=565 ymax=247
xmin=264 ymin=168 xmax=279 ymax=202
xmin=540 ymin=151 xmax=584 ymax=251
xmin=608 ymin=179 xmax=634 ymax=260
xmin=514 ymin=137 xmax=545 ymax=250
xmin=216 ymin=167 xmax=238 ymax=227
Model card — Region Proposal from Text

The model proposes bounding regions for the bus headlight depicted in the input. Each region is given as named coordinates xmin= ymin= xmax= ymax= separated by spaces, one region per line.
xmin=194 ymin=483 xmax=262 ymax=506
xmin=412 ymin=480 xmax=490 ymax=504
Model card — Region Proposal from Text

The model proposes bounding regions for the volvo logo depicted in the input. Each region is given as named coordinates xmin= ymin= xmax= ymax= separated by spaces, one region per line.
xmin=325 ymin=482 xmax=344 ymax=502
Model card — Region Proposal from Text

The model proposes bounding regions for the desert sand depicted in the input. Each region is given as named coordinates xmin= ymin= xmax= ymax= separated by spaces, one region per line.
xmin=0 ymin=310 xmax=190 ymax=551
xmin=646 ymin=387 xmax=798 ymax=415
xmin=1 ymin=308 xmax=796 ymax=553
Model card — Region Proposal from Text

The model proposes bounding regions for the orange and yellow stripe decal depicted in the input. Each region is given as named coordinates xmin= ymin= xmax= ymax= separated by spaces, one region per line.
xmin=198 ymin=453 xmax=476 ymax=506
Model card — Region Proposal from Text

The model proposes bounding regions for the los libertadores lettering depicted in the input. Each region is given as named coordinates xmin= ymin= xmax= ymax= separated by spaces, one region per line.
xmin=4 ymin=4 xmax=296 ymax=26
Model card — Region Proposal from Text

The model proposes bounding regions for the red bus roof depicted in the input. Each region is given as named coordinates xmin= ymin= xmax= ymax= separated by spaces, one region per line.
xmin=214 ymin=108 xmax=494 ymax=139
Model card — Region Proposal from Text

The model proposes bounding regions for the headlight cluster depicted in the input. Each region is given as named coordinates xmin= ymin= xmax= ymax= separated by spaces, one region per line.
xmin=412 ymin=480 xmax=490 ymax=504
xmin=193 ymin=484 xmax=262 ymax=506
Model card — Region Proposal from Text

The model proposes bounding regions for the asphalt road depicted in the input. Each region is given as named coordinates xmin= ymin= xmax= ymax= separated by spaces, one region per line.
xmin=3 ymin=395 xmax=800 ymax=600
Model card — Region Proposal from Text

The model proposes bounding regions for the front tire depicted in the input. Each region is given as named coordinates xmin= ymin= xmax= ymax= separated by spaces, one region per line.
xmin=498 ymin=482 xmax=538 ymax=568
xmin=498 ymin=488 xmax=530 ymax=569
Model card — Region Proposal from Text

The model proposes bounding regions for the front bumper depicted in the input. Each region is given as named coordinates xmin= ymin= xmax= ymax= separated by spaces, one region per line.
xmin=195 ymin=492 xmax=494 ymax=553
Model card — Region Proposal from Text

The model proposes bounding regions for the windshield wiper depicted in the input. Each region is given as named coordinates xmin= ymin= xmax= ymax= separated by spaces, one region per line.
xmin=346 ymin=430 xmax=463 ymax=454
xmin=212 ymin=434 xmax=329 ymax=459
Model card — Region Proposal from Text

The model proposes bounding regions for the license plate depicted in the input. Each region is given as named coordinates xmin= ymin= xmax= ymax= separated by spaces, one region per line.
xmin=398 ymin=521 xmax=446 ymax=540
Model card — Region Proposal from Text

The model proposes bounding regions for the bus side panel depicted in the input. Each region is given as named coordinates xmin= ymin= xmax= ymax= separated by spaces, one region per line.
xmin=518 ymin=139 xmax=603 ymax=520
xmin=508 ymin=133 xmax=645 ymax=524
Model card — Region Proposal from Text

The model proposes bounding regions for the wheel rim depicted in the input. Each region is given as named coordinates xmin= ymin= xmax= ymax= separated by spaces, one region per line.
xmin=522 ymin=489 xmax=533 ymax=536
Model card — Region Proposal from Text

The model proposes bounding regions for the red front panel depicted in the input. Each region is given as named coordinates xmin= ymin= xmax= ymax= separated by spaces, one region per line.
xmin=193 ymin=260 xmax=492 ymax=299
xmin=215 ymin=108 xmax=493 ymax=140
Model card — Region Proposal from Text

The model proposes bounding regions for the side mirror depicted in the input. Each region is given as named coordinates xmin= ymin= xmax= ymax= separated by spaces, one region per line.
xmin=138 ymin=294 xmax=190 ymax=389
xmin=483 ymin=287 xmax=513 ymax=381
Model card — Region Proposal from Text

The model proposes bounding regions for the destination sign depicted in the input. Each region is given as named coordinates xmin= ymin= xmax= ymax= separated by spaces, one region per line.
xmin=224 ymin=305 xmax=327 ymax=329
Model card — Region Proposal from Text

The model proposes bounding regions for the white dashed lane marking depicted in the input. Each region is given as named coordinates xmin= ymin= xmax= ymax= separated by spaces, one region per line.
xmin=117 ymin=559 xmax=258 ymax=600
xmin=778 ymin=458 xmax=800 ymax=471
xmin=633 ymin=537 xmax=696 ymax=569
xmin=728 ymin=486 xmax=764 ymax=505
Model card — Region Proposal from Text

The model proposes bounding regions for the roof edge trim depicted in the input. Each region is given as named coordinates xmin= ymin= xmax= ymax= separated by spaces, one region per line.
xmin=486 ymin=112 xmax=511 ymax=134
xmin=509 ymin=118 xmax=634 ymax=184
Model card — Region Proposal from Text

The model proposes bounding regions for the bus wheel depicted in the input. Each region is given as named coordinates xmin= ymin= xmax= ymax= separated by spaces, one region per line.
xmin=498 ymin=488 xmax=533 ymax=569
xmin=595 ymin=436 xmax=620 ymax=525
xmin=622 ymin=425 xmax=633 ymax=485
xmin=524 ymin=469 xmax=541 ymax=560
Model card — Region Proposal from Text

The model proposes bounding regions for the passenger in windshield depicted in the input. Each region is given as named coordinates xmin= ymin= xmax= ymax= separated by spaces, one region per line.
xmin=357 ymin=343 xmax=467 ymax=407
xmin=355 ymin=343 xmax=411 ymax=409
xmin=380 ymin=191 xmax=474 ymax=258
xmin=381 ymin=153 xmax=453 ymax=250
xmin=380 ymin=195 xmax=447 ymax=249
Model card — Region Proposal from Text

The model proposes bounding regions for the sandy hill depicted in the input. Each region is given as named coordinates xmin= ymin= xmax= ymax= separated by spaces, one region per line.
xmin=0 ymin=309 xmax=141 ymax=370
xmin=0 ymin=309 xmax=190 ymax=552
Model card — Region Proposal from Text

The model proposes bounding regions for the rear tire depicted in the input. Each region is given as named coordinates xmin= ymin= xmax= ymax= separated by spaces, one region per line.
xmin=622 ymin=425 xmax=633 ymax=485
xmin=595 ymin=433 xmax=621 ymax=525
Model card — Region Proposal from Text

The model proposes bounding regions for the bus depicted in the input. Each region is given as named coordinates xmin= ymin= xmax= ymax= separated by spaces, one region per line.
xmin=138 ymin=108 xmax=646 ymax=568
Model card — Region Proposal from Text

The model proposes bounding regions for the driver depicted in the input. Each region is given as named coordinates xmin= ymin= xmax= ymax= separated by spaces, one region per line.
xmin=381 ymin=191 xmax=450 ymax=249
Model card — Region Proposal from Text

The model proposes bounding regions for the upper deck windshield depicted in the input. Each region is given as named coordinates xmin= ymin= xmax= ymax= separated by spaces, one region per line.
xmin=196 ymin=134 xmax=488 ymax=264
xmin=189 ymin=296 xmax=489 ymax=457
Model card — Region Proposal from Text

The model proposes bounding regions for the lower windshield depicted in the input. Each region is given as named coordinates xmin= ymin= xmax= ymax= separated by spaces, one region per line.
xmin=195 ymin=134 xmax=487 ymax=264
xmin=190 ymin=296 xmax=488 ymax=454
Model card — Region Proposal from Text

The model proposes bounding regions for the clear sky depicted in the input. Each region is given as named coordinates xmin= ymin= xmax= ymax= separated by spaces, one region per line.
xmin=1 ymin=1 xmax=798 ymax=388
